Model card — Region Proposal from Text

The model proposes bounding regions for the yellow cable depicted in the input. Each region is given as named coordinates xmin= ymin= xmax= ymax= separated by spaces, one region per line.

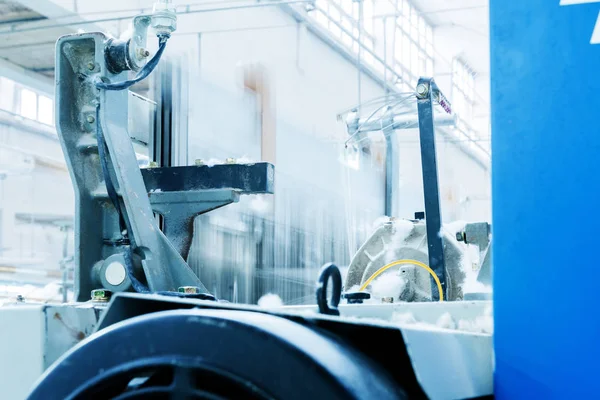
xmin=358 ymin=259 xmax=444 ymax=302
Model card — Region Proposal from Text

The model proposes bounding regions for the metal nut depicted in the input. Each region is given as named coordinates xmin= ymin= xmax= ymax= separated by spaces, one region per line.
xmin=151 ymin=2 xmax=177 ymax=36
xmin=91 ymin=288 xmax=112 ymax=302
xmin=416 ymin=83 xmax=429 ymax=98
xmin=178 ymin=286 xmax=201 ymax=294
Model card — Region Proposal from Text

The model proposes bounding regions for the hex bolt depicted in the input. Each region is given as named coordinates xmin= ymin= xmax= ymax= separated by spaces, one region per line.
xmin=416 ymin=83 xmax=429 ymax=98
xmin=178 ymin=286 xmax=201 ymax=294
xmin=86 ymin=115 xmax=95 ymax=123
xmin=87 ymin=62 xmax=95 ymax=71
xmin=91 ymin=288 xmax=113 ymax=302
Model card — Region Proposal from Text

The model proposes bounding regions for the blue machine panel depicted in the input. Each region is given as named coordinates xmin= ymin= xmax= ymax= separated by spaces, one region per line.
xmin=491 ymin=1 xmax=600 ymax=398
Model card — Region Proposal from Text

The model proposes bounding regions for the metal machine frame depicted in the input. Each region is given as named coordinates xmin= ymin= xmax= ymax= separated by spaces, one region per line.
xmin=8 ymin=13 xmax=493 ymax=399
xmin=55 ymin=31 xmax=274 ymax=301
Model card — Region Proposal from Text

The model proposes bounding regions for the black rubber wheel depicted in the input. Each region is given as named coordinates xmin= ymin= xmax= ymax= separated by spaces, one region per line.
xmin=28 ymin=309 xmax=405 ymax=400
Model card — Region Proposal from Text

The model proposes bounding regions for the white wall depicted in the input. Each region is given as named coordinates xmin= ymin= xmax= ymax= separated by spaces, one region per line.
xmin=434 ymin=25 xmax=491 ymax=146
xmin=394 ymin=128 xmax=491 ymax=222
xmin=0 ymin=119 xmax=73 ymax=271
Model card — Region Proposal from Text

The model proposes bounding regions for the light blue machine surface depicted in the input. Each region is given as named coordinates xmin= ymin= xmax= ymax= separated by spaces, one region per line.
xmin=491 ymin=1 xmax=600 ymax=398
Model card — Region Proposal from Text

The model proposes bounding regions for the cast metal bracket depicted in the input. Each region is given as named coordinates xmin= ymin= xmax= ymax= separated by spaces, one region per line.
xmin=55 ymin=32 xmax=274 ymax=300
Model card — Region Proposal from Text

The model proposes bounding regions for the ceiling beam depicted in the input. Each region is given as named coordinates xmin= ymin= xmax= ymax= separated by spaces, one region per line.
xmin=15 ymin=0 xmax=76 ymax=18
xmin=13 ymin=0 xmax=104 ymax=32
xmin=0 ymin=58 xmax=54 ymax=96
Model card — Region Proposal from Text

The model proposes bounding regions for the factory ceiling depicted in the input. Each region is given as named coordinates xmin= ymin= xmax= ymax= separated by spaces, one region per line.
xmin=0 ymin=1 xmax=44 ymax=24
xmin=0 ymin=1 xmax=69 ymax=78
xmin=412 ymin=0 xmax=489 ymax=78
xmin=0 ymin=0 xmax=490 ymax=103
xmin=0 ymin=0 xmax=90 ymax=79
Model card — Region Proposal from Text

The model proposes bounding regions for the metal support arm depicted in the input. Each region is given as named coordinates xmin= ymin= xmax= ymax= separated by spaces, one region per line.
xmin=98 ymin=90 xmax=206 ymax=293
xmin=416 ymin=77 xmax=448 ymax=301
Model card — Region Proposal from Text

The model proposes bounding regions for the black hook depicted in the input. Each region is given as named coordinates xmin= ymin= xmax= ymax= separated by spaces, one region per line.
xmin=316 ymin=263 xmax=342 ymax=316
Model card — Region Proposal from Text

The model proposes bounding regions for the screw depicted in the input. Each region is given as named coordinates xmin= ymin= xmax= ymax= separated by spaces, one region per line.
xmin=194 ymin=159 xmax=205 ymax=166
xmin=178 ymin=286 xmax=201 ymax=294
xmin=91 ymin=288 xmax=112 ymax=302
xmin=416 ymin=83 xmax=429 ymax=98
xmin=138 ymin=48 xmax=150 ymax=58
xmin=87 ymin=62 xmax=95 ymax=71
xmin=86 ymin=115 xmax=95 ymax=123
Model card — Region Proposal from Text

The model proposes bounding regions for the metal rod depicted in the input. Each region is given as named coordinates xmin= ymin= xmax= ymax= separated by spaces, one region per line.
xmin=157 ymin=60 xmax=173 ymax=167
xmin=383 ymin=17 xmax=387 ymax=94
xmin=357 ymin=0 xmax=363 ymax=109
xmin=353 ymin=113 xmax=456 ymax=133
xmin=384 ymin=124 xmax=398 ymax=217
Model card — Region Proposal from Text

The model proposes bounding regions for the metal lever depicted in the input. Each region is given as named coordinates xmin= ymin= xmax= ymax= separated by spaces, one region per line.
xmin=416 ymin=77 xmax=447 ymax=301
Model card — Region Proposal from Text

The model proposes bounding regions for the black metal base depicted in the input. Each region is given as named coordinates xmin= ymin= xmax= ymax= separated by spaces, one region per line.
xmin=29 ymin=306 xmax=414 ymax=400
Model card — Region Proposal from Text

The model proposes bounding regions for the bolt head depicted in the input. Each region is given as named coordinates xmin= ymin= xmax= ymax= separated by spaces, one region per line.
xmin=86 ymin=115 xmax=95 ymax=123
xmin=137 ymin=47 xmax=150 ymax=59
xmin=416 ymin=83 xmax=429 ymax=97
xmin=91 ymin=288 xmax=112 ymax=302
xmin=87 ymin=62 xmax=95 ymax=71
xmin=105 ymin=261 xmax=126 ymax=286
xmin=178 ymin=286 xmax=201 ymax=294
